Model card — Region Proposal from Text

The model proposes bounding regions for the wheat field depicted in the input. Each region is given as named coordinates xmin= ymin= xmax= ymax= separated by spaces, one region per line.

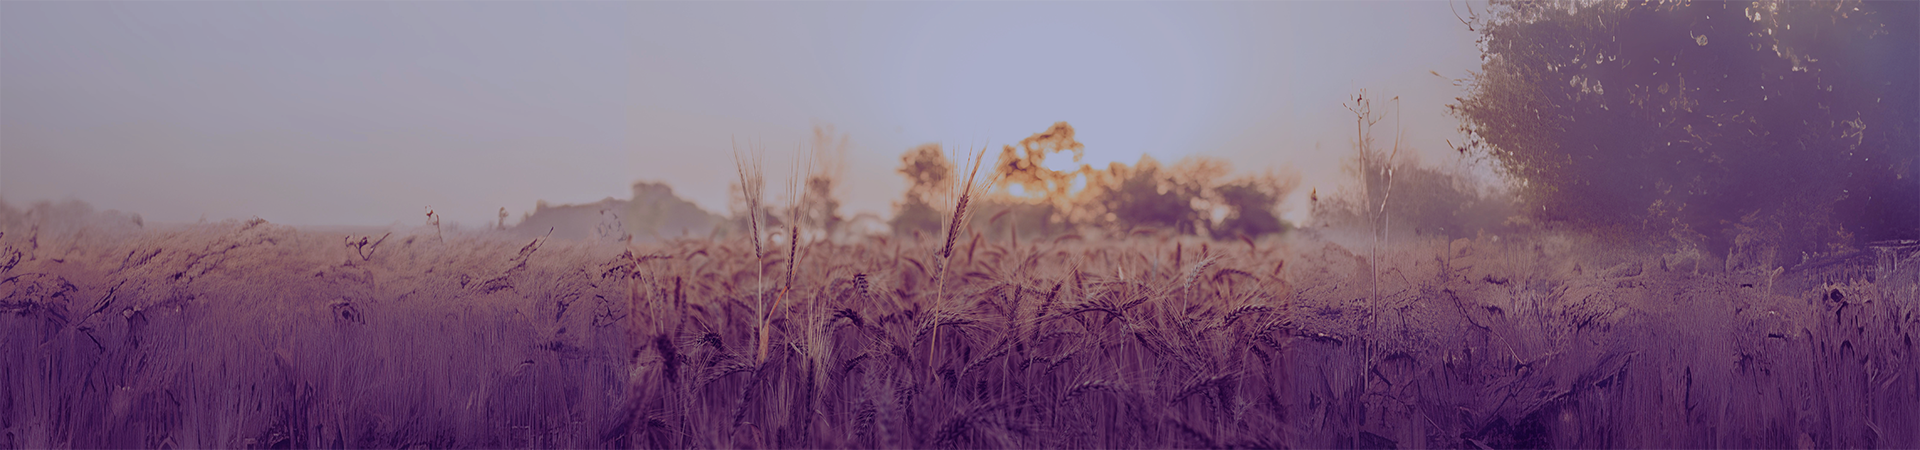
xmin=1 ymin=219 xmax=1916 ymax=448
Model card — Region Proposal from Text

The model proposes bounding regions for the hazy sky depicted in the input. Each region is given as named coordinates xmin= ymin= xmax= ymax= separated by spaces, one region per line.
xmin=2 ymin=1 xmax=1482 ymax=228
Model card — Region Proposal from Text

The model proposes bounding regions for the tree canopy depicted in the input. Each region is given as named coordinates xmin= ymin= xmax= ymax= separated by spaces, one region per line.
xmin=894 ymin=122 xmax=1300 ymax=240
xmin=1453 ymin=0 xmax=1917 ymax=261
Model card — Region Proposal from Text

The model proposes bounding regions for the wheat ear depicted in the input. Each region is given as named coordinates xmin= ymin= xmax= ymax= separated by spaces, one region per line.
xmin=929 ymin=146 xmax=994 ymax=379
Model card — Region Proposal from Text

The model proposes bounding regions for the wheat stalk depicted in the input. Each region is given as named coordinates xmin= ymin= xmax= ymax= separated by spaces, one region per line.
xmin=928 ymin=145 xmax=996 ymax=379
xmin=734 ymin=142 xmax=775 ymax=364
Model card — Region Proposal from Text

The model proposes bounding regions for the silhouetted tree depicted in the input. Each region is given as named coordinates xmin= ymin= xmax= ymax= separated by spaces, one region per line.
xmin=996 ymin=122 xmax=1090 ymax=226
xmin=1453 ymin=0 xmax=1918 ymax=260
xmin=891 ymin=143 xmax=954 ymax=237
xmin=1212 ymin=172 xmax=1300 ymax=239
xmin=1082 ymin=156 xmax=1212 ymax=234
xmin=800 ymin=126 xmax=850 ymax=239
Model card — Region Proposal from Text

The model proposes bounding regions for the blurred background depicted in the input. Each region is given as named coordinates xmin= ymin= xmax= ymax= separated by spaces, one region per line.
xmin=0 ymin=2 xmax=1480 ymax=229
xmin=4 ymin=1 xmax=1911 ymax=263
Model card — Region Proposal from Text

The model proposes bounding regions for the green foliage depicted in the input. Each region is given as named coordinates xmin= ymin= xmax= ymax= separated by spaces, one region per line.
xmin=1454 ymin=0 xmax=1918 ymax=260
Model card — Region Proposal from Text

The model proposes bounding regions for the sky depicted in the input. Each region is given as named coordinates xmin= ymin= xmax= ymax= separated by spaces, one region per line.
xmin=1 ymin=1 xmax=1484 ymax=228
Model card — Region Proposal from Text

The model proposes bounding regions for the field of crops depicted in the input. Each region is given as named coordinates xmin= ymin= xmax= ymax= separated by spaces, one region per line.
xmin=2 ymin=219 xmax=1916 ymax=448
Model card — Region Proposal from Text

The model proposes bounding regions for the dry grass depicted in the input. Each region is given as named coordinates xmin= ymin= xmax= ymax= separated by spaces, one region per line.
xmin=0 ymin=217 xmax=1915 ymax=448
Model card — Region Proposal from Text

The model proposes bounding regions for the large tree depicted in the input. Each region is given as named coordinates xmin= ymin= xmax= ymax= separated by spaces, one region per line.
xmin=800 ymin=126 xmax=850 ymax=240
xmin=890 ymin=143 xmax=954 ymax=237
xmin=1453 ymin=0 xmax=1917 ymax=261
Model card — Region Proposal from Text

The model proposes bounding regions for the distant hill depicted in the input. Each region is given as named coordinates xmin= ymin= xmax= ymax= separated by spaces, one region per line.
xmin=511 ymin=181 xmax=722 ymax=241
xmin=0 ymin=198 xmax=144 ymax=236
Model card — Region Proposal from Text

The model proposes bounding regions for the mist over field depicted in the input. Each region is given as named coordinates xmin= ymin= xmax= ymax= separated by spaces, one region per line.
xmin=3 ymin=1 xmax=1918 ymax=448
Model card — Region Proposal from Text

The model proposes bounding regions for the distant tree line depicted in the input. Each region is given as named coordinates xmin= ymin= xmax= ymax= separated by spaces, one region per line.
xmin=889 ymin=122 xmax=1302 ymax=241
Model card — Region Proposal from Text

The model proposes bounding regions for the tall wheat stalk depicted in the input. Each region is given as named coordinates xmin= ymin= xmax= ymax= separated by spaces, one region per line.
xmin=760 ymin=148 xmax=813 ymax=364
xmin=928 ymin=146 xmax=994 ymax=379
xmin=734 ymin=142 xmax=773 ymax=364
